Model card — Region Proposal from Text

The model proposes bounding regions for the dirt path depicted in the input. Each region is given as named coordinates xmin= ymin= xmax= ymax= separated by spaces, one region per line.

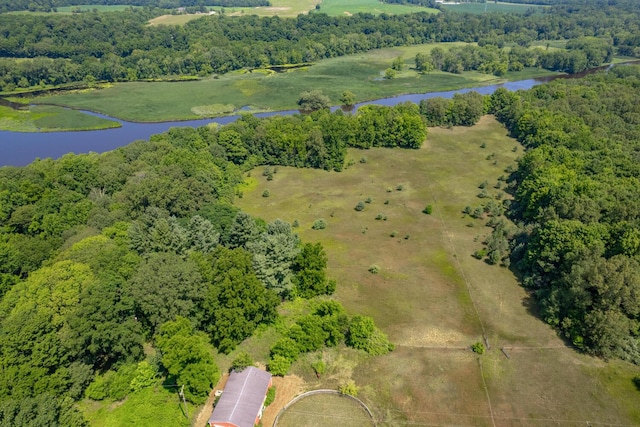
xmin=193 ymin=373 xmax=229 ymax=427
xmin=261 ymin=375 xmax=305 ymax=427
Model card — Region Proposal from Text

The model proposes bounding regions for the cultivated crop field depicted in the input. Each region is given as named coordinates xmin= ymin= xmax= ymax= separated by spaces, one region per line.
xmin=31 ymin=43 xmax=557 ymax=123
xmin=235 ymin=117 xmax=640 ymax=425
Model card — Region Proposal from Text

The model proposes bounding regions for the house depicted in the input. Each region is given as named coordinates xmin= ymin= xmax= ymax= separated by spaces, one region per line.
xmin=208 ymin=367 xmax=273 ymax=427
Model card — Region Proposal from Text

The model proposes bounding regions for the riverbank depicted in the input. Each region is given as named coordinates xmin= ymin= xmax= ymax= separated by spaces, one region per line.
xmin=0 ymin=104 xmax=121 ymax=132
xmin=16 ymin=43 xmax=560 ymax=125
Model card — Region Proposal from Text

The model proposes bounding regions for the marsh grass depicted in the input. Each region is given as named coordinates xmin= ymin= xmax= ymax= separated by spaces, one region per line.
xmin=33 ymin=42 xmax=558 ymax=123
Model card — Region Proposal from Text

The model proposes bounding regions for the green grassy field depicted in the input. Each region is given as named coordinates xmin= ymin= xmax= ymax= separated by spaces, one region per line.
xmin=441 ymin=1 xmax=545 ymax=14
xmin=276 ymin=393 xmax=374 ymax=427
xmin=56 ymin=5 xmax=139 ymax=12
xmin=317 ymin=0 xmax=438 ymax=16
xmin=0 ymin=104 xmax=120 ymax=132
xmin=235 ymin=117 xmax=640 ymax=426
xmin=79 ymin=385 xmax=195 ymax=426
xmin=31 ymin=43 xmax=558 ymax=123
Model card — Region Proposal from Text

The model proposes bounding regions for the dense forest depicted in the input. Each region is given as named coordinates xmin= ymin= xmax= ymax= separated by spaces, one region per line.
xmin=0 ymin=0 xmax=269 ymax=13
xmin=466 ymin=66 xmax=640 ymax=363
xmin=0 ymin=104 xmax=417 ymax=425
xmin=1 ymin=0 xmax=640 ymax=91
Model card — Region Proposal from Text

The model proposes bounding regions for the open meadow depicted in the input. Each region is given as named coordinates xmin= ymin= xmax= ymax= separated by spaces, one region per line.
xmin=440 ymin=1 xmax=545 ymax=14
xmin=148 ymin=0 xmax=437 ymax=25
xmin=31 ymin=43 xmax=557 ymax=123
xmin=235 ymin=116 xmax=640 ymax=426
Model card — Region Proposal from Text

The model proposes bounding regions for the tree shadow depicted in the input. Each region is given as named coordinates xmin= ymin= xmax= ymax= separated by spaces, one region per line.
xmin=633 ymin=376 xmax=640 ymax=392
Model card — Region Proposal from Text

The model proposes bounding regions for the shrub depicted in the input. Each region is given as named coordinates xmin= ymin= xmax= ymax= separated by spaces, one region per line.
xmin=396 ymin=184 xmax=403 ymax=191
xmin=262 ymin=189 xmax=270 ymax=197
xmin=384 ymin=200 xmax=389 ymax=205
xmin=292 ymin=219 xmax=299 ymax=228
xmin=422 ymin=205 xmax=433 ymax=214
xmin=375 ymin=213 xmax=384 ymax=220
xmin=480 ymin=142 xmax=486 ymax=148
xmin=230 ymin=351 xmax=254 ymax=372
xmin=355 ymin=201 xmax=365 ymax=211
xmin=386 ymin=187 xmax=393 ymax=193
xmin=311 ymin=219 xmax=326 ymax=230
xmin=368 ymin=264 xmax=380 ymax=274
xmin=339 ymin=380 xmax=359 ymax=397
xmin=359 ymin=157 xmax=367 ymax=163
xmin=264 ymin=386 xmax=276 ymax=406
xmin=471 ymin=342 xmax=485 ymax=354
xmin=267 ymin=355 xmax=291 ymax=376
xmin=390 ymin=231 xmax=397 ymax=237
xmin=365 ymin=197 xmax=372 ymax=203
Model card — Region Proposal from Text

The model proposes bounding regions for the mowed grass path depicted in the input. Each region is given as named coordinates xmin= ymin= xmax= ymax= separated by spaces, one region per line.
xmin=236 ymin=117 xmax=640 ymax=426
xmin=34 ymin=43 xmax=557 ymax=122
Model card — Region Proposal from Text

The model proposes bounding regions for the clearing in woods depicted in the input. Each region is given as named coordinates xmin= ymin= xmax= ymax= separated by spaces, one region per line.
xmin=235 ymin=116 xmax=640 ymax=426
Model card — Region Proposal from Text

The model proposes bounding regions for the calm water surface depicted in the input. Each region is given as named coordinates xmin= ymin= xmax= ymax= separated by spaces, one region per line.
xmin=0 ymin=78 xmax=551 ymax=167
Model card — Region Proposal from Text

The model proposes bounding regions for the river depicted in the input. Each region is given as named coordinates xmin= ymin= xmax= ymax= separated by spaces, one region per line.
xmin=0 ymin=75 xmax=574 ymax=167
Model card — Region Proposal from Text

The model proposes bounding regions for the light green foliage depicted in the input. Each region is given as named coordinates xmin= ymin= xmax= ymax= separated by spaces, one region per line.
xmin=384 ymin=68 xmax=396 ymax=79
xmin=391 ymin=56 xmax=405 ymax=71
xmin=368 ymin=264 xmax=380 ymax=274
xmin=0 ymin=394 xmax=88 ymax=427
xmin=471 ymin=342 xmax=485 ymax=354
xmin=338 ymin=380 xmax=359 ymax=397
xmin=129 ymin=361 xmax=158 ymax=392
xmin=230 ymin=351 xmax=254 ymax=372
xmin=267 ymin=355 xmax=291 ymax=377
xmin=422 ymin=205 xmax=433 ymax=215
xmin=311 ymin=359 xmax=326 ymax=377
xmin=340 ymin=90 xmax=356 ymax=107
xmin=155 ymin=317 xmax=220 ymax=404
xmin=346 ymin=315 xmax=394 ymax=355
xmin=203 ymin=246 xmax=279 ymax=353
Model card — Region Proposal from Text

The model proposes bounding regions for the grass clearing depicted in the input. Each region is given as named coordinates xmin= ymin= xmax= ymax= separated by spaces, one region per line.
xmin=0 ymin=104 xmax=120 ymax=132
xmin=276 ymin=393 xmax=374 ymax=427
xmin=318 ymin=0 xmax=438 ymax=16
xmin=441 ymin=1 xmax=546 ymax=14
xmin=32 ymin=43 xmax=558 ymax=122
xmin=79 ymin=384 xmax=194 ymax=427
xmin=235 ymin=116 xmax=640 ymax=425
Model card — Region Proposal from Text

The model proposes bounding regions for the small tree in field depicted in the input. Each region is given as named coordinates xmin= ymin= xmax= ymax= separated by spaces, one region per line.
xmin=297 ymin=90 xmax=331 ymax=111
xmin=384 ymin=68 xmax=396 ymax=79
xmin=355 ymin=201 xmax=365 ymax=211
xmin=340 ymin=90 xmax=356 ymax=107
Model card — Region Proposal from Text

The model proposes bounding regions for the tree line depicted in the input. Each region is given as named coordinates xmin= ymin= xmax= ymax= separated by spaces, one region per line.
xmin=0 ymin=103 xmax=421 ymax=425
xmin=1 ymin=1 xmax=640 ymax=91
xmin=481 ymin=66 xmax=640 ymax=364
xmin=0 ymin=0 xmax=269 ymax=13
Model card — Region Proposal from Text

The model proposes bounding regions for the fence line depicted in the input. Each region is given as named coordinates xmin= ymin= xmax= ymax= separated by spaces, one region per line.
xmin=272 ymin=389 xmax=376 ymax=427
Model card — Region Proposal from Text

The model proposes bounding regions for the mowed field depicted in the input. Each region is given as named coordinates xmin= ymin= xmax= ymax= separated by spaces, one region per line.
xmin=33 ymin=43 xmax=558 ymax=123
xmin=441 ymin=1 xmax=545 ymax=14
xmin=148 ymin=0 xmax=437 ymax=25
xmin=235 ymin=116 xmax=640 ymax=426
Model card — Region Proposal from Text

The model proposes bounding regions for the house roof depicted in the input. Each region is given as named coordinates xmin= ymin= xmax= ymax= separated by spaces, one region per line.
xmin=208 ymin=366 xmax=272 ymax=427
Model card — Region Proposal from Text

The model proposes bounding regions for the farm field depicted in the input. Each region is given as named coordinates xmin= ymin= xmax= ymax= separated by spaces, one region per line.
xmin=147 ymin=0 xmax=437 ymax=24
xmin=441 ymin=1 xmax=545 ymax=14
xmin=31 ymin=43 xmax=558 ymax=123
xmin=317 ymin=0 xmax=438 ymax=16
xmin=235 ymin=116 xmax=640 ymax=425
